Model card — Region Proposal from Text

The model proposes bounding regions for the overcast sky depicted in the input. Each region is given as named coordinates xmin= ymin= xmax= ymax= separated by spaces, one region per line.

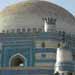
xmin=0 ymin=0 xmax=75 ymax=15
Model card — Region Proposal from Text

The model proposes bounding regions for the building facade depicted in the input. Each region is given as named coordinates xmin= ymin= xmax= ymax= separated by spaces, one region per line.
xmin=0 ymin=0 xmax=75 ymax=75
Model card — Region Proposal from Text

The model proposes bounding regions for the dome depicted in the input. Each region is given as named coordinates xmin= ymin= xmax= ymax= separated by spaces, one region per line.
xmin=0 ymin=0 xmax=75 ymax=33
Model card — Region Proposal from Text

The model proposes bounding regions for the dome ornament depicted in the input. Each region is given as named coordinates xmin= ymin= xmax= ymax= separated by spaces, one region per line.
xmin=27 ymin=0 xmax=46 ymax=2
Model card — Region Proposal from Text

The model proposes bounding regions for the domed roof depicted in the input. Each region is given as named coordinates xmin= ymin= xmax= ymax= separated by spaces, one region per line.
xmin=0 ymin=0 xmax=75 ymax=33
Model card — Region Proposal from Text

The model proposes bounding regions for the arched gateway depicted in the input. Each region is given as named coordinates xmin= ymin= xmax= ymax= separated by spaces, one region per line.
xmin=9 ymin=53 xmax=27 ymax=67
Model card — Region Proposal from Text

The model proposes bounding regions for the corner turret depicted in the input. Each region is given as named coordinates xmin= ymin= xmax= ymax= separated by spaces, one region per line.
xmin=55 ymin=43 xmax=74 ymax=75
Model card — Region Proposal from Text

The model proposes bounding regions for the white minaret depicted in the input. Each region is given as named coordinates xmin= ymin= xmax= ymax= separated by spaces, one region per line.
xmin=43 ymin=17 xmax=56 ymax=32
xmin=55 ymin=43 xmax=74 ymax=75
xmin=44 ymin=19 xmax=48 ymax=32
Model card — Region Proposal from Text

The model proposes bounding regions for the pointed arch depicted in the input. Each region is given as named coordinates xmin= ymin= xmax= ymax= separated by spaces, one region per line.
xmin=9 ymin=53 xmax=27 ymax=67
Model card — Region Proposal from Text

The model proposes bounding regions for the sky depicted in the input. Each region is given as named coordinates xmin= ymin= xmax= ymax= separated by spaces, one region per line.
xmin=0 ymin=0 xmax=75 ymax=15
